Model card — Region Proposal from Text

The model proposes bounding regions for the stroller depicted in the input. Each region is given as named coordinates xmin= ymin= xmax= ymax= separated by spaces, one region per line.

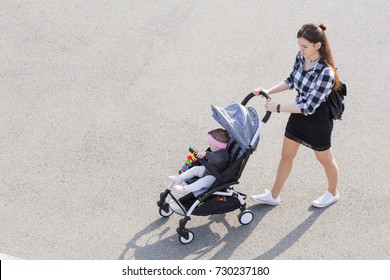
xmin=157 ymin=92 xmax=271 ymax=244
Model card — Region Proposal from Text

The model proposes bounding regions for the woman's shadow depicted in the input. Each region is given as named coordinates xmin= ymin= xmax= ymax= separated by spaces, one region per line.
xmin=118 ymin=205 xmax=325 ymax=260
xmin=255 ymin=206 xmax=326 ymax=259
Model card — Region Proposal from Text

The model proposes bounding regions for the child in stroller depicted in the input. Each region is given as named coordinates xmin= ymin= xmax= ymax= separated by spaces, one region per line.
xmin=157 ymin=92 xmax=271 ymax=244
xmin=169 ymin=128 xmax=230 ymax=195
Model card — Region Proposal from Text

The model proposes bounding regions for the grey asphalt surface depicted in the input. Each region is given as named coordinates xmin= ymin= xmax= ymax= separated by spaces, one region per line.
xmin=1 ymin=0 xmax=389 ymax=260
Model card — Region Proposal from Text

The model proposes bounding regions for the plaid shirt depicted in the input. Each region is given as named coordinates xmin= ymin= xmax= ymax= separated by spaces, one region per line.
xmin=285 ymin=51 xmax=335 ymax=115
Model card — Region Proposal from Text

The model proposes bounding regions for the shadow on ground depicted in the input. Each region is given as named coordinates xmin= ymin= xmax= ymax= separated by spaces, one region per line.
xmin=119 ymin=205 xmax=325 ymax=260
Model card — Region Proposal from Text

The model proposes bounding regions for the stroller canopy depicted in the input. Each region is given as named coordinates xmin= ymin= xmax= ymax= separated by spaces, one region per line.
xmin=211 ymin=101 xmax=259 ymax=151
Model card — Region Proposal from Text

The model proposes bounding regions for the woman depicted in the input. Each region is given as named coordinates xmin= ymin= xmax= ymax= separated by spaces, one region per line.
xmin=251 ymin=23 xmax=341 ymax=208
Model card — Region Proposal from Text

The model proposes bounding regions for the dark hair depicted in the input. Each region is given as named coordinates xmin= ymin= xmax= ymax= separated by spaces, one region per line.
xmin=209 ymin=128 xmax=230 ymax=143
xmin=297 ymin=23 xmax=341 ymax=90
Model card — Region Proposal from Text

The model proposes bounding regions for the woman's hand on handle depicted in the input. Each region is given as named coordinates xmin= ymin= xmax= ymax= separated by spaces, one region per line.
xmin=265 ymin=100 xmax=277 ymax=112
xmin=253 ymin=87 xmax=268 ymax=97
xmin=253 ymin=87 xmax=277 ymax=112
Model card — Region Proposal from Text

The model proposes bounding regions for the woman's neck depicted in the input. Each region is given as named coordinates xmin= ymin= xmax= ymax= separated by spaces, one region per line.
xmin=308 ymin=52 xmax=321 ymax=63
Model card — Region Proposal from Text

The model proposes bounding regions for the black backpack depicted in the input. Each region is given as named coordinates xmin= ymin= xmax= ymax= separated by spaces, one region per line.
xmin=327 ymin=82 xmax=347 ymax=120
xmin=316 ymin=63 xmax=347 ymax=120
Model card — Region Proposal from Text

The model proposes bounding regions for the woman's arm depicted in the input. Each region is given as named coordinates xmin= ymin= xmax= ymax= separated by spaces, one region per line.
xmin=265 ymin=101 xmax=301 ymax=113
xmin=266 ymin=81 xmax=291 ymax=95
xmin=253 ymin=81 xmax=290 ymax=96
xmin=253 ymin=81 xmax=301 ymax=113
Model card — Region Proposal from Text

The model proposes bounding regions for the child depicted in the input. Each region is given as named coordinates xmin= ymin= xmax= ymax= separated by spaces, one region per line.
xmin=169 ymin=128 xmax=230 ymax=194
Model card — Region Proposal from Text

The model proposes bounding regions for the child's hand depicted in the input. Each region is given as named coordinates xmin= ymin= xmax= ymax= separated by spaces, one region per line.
xmin=197 ymin=152 xmax=206 ymax=159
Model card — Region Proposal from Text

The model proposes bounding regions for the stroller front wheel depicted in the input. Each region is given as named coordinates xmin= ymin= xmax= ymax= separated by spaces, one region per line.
xmin=238 ymin=210 xmax=254 ymax=225
xmin=159 ymin=205 xmax=173 ymax=217
xmin=178 ymin=230 xmax=194 ymax=244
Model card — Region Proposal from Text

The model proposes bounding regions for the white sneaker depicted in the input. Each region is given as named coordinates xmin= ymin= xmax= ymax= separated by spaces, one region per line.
xmin=168 ymin=175 xmax=182 ymax=184
xmin=250 ymin=190 xmax=280 ymax=206
xmin=312 ymin=191 xmax=339 ymax=208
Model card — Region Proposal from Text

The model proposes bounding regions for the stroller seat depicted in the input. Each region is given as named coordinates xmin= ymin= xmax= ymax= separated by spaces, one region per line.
xmin=177 ymin=140 xmax=249 ymax=216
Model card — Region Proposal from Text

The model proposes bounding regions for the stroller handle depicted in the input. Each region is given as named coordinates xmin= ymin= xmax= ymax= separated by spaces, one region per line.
xmin=241 ymin=91 xmax=272 ymax=123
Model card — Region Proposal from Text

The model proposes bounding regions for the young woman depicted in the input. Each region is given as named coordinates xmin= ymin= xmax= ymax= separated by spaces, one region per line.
xmin=251 ymin=23 xmax=341 ymax=208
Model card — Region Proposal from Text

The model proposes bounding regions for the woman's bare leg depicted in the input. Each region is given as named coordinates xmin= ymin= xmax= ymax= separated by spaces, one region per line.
xmin=314 ymin=148 xmax=339 ymax=195
xmin=270 ymin=137 xmax=300 ymax=198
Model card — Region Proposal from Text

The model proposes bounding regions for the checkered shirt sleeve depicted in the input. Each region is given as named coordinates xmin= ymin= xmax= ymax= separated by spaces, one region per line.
xmin=284 ymin=52 xmax=335 ymax=116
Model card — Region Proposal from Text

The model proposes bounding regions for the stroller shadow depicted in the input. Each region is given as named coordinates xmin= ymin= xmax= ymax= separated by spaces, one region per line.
xmin=118 ymin=206 xmax=325 ymax=260
xmin=255 ymin=206 xmax=326 ymax=259
xmin=118 ymin=205 xmax=274 ymax=260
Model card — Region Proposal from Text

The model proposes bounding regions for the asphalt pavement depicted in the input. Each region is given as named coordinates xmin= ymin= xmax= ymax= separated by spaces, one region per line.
xmin=1 ymin=0 xmax=389 ymax=260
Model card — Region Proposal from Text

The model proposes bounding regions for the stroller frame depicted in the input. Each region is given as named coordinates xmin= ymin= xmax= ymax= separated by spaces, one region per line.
xmin=157 ymin=92 xmax=271 ymax=244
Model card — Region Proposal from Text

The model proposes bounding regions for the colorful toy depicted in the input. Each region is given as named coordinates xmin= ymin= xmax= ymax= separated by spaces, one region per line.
xmin=179 ymin=151 xmax=197 ymax=174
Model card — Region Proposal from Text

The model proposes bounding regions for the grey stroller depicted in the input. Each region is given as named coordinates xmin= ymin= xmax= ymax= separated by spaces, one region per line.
xmin=157 ymin=92 xmax=271 ymax=244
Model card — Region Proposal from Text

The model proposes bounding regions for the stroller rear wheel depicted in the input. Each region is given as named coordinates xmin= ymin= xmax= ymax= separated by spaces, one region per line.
xmin=158 ymin=203 xmax=173 ymax=217
xmin=178 ymin=230 xmax=194 ymax=244
xmin=238 ymin=210 xmax=254 ymax=225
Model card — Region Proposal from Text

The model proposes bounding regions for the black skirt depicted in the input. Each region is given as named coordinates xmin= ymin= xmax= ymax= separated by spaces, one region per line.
xmin=285 ymin=102 xmax=333 ymax=151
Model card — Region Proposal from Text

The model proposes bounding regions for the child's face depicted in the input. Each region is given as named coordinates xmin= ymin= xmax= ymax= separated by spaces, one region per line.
xmin=209 ymin=141 xmax=220 ymax=152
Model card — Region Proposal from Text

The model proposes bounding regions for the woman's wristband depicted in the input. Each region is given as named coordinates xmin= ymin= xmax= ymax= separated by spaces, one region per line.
xmin=277 ymin=104 xmax=281 ymax=113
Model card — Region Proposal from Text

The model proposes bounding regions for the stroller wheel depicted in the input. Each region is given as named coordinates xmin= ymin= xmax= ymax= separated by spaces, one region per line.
xmin=159 ymin=204 xmax=173 ymax=217
xmin=178 ymin=230 xmax=194 ymax=244
xmin=238 ymin=210 xmax=254 ymax=225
